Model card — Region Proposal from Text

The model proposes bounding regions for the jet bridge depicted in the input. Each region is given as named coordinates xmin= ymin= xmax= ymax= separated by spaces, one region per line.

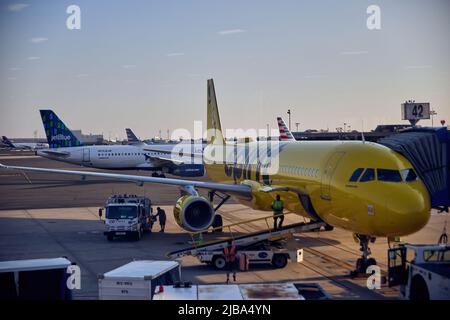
xmin=379 ymin=127 xmax=450 ymax=211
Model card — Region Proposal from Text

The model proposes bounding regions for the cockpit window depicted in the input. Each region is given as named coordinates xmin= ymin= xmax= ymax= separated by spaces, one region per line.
xmin=359 ymin=168 xmax=375 ymax=182
xmin=349 ymin=168 xmax=364 ymax=182
xmin=377 ymin=169 xmax=402 ymax=182
xmin=400 ymin=169 xmax=418 ymax=182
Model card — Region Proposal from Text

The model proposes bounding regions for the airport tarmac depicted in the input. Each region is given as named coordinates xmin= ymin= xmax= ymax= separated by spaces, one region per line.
xmin=0 ymin=152 xmax=448 ymax=299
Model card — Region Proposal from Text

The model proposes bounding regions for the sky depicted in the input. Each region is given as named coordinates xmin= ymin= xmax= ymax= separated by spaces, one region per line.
xmin=0 ymin=0 xmax=449 ymax=140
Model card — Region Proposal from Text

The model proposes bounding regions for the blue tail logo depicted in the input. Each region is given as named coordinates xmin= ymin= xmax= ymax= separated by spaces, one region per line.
xmin=2 ymin=136 xmax=15 ymax=148
xmin=126 ymin=128 xmax=140 ymax=144
xmin=39 ymin=110 xmax=83 ymax=148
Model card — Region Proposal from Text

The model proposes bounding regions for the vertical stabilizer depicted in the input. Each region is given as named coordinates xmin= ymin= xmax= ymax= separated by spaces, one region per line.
xmin=2 ymin=136 xmax=15 ymax=148
xmin=277 ymin=117 xmax=295 ymax=141
xmin=39 ymin=110 xmax=83 ymax=148
xmin=126 ymin=128 xmax=141 ymax=144
xmin=207 ymin=79 xmax=225 ymax=145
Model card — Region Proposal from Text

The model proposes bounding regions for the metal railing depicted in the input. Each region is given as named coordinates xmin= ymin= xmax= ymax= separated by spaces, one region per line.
xmin=189 ymin=212 xmax=295 ymax=247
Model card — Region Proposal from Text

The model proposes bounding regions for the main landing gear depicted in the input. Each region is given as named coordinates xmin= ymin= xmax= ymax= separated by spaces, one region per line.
xmin=208 ymin=191 xmax=230 ymax=233
xmin=151 ymin=172 xmax=166 ymax=178
xmin=351 ymin=234 xmax=377 ymax=276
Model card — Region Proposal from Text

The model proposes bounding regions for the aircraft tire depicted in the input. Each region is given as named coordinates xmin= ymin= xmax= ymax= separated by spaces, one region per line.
xmin=410 ymin=275 xmax=429 ymax=300
xmin=367 ymin=258 xmax=377 ymax=267
xmin=212 ymin=255 xmax=226 ymax=270
xmin=272 ymin=254 xmax=288 ymax=268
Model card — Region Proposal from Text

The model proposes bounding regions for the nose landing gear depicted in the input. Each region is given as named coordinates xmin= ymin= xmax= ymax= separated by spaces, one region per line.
xmin=351 ymin=234 xmax=377 ymax=276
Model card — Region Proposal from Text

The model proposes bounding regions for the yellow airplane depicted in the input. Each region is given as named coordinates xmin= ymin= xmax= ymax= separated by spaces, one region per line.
xmin=0 ymin=79 xmax=430 ymax=272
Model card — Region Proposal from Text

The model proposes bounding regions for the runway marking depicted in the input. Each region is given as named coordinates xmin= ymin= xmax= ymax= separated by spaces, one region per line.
xmin=0 ymin=156 xmax=40 ymax=160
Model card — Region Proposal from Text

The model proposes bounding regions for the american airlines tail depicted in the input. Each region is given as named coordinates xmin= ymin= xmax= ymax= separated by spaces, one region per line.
xmin=126 ymin=128 xmax=141 ymax=144
xmin=39 ymin=110 xmax=83 ymax=148
xmin=2 ymin=136 xmax=15 ymax=148
xmin=207 ymin=79 xmax=225 ymax=145
xmin=277 ymin=117 xmax=295 ymax=141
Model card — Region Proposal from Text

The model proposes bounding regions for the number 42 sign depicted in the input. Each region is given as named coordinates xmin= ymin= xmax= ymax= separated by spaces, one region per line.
xmin=402 ymin=102 xmax=431 ymax=121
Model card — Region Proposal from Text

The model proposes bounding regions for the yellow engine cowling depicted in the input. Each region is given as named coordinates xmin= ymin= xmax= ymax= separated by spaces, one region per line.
xmin=173 ymin=195 xmax=215 ymax=232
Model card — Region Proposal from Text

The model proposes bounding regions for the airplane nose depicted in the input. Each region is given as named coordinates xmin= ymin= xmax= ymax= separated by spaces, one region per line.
xmin=387 ymin=184 xmax=430 ymax=236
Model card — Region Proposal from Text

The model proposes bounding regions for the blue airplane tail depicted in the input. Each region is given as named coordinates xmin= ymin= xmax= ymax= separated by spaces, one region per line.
xmin=2 ymin=136 xmax=15 ymax=148
xmin=39 ymin=110 xmax=83 ymax=148
xmin=126 ymin=128 xmax=141 ymax=144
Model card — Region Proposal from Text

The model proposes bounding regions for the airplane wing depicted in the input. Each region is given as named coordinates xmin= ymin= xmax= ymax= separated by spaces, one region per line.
xmin=258 ymin=185 xmax=290 ymax=193
xmin=146 ymin=154 xmax=185 ymax=166
xmin=0 ymin=163 xmax=252 ymax=197
xmin=38 ymin=150 xmax=70 ymax=157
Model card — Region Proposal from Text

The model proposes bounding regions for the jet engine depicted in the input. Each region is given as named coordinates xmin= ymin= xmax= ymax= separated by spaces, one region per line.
xmin=173 ymin=195 xmax=215 ymax=232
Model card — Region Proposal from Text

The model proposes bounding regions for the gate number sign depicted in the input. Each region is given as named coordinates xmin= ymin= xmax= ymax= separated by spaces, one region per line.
xmin=401 ymin=103 xmax=430 ymax=120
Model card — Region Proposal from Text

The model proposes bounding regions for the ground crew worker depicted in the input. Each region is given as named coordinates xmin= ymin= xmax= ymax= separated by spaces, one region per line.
xmin=272 ymin=194 xmax=284 ymax=230
xmin=148 ymin=213 xmax=156 ymax=232
xmin=155 ymin=207 xmax=166 ymax=233
xmin=223 ymin=240 xmax=237 ymax=284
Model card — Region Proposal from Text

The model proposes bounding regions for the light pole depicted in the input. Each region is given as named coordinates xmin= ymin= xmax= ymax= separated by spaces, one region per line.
xmin=430 ymin=110 xmax=437 ymax=127
xmin=295 ymin=122 xmax=300 ymax=132
xmin=287 ymin=109 xmax=291 ymax=130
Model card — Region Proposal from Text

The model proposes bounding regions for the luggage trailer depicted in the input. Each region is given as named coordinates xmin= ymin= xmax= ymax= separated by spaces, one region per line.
xmin=168 ymin=215 xmax=326 ymax=270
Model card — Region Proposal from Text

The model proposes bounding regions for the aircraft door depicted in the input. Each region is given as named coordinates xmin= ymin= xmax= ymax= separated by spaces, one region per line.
xmin=82 ymin=148 xmax=90 ymax=162
xmin=320 ymin=152 xmax=345 ymax=200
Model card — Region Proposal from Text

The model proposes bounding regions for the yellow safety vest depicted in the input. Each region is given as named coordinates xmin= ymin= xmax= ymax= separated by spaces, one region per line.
xmin=272 ymin=200 xmax=284 ymax=213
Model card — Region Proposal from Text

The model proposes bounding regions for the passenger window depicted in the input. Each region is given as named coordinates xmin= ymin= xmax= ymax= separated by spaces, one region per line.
xmin=377 ymin=169 xmax=402 ymax=182
xmin=349 ymin=168 xmax=364 ymax=182
xmin=359 ymin=168 xmax=375 ymax=182
xmin=400 ymin=169 xmax=418 ymax=182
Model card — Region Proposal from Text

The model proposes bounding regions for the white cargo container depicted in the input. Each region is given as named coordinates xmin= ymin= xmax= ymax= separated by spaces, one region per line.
xmin=0 ymin=257 xmax=73 ymax=300
xmin=153 ymin=284 xmax=244 ymax=300
xmin=153 ymin=283 xmax=308 ymax=300
xmin=98 ymin=260 xmax=181 ymax=300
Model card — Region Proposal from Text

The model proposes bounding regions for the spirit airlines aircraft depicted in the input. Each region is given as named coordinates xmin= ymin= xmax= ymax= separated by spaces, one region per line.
xmin=1 ymin=79 xmax=430 ymax=272
xmin=2 ymin=136 xmax=48 ymax=150
xmin=36 ymin=110 xmax=204 ymax=177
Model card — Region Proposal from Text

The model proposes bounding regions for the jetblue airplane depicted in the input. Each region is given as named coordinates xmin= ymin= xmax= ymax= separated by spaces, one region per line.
xmin=37 ymin=110 xmax=204 ymax=177
xmin=2 ymin=136 xmax=48 ymax=150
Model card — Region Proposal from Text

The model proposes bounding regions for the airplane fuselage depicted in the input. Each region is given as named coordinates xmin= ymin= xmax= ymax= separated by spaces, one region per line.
xmin=38 ymin=145 xmax=168 ymax=170
xmin=10 ymin=142 xmax=49 ymax=150
xmin=204 ymin=140 xmax=430 ymax=238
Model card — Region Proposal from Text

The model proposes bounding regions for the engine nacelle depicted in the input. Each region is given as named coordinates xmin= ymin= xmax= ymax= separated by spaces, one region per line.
xmin=173 ymin=195 xmax=215 ymax=232
xmin=170 ymin=164 xmax=205 ymax=177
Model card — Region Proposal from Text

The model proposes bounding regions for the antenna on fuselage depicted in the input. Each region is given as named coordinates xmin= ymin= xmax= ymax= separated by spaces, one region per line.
xmin=361 ymin=120 xmax=366 ymax=144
